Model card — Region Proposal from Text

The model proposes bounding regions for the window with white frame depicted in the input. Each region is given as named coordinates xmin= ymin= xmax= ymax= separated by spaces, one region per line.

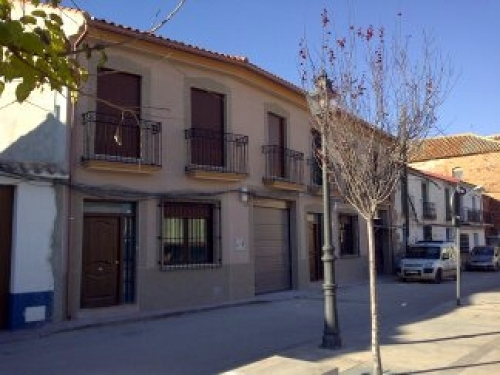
xmin=473 ymin=233 xmax=479 ymax=246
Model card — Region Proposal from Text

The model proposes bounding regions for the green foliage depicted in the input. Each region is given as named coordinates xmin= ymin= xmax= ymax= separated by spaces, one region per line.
xmin=0 ymin=0 xmax=87 ymax=102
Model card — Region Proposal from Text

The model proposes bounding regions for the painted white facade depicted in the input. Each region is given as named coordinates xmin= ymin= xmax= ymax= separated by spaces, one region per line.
xmin=394 ymin=168 xmax=486 ymax=260
xmin=10 ymin=181 xmax=56 ymax=293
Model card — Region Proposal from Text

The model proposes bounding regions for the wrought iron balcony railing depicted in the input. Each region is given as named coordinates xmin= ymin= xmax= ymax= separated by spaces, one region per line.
xmin=466 ymin=208 xmax=482 ymax=223
xmin=82 ymin=111 xmax=161 ymax=167
xmin=184 ymin=128 xmax=248 ymax=175
xmin=262 ymin=145 xmax=304 ymax=186
xmin=308 ymin=157 xmax=323 ymax=188
xmin=422 ymin=201 xmax=437 ymax=220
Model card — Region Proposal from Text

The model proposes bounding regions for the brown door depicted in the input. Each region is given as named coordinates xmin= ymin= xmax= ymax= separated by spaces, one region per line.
xmin=190 ymin=88 xmax=225 ymax=166
xmin=268 ymin=113 xmax=285 ymax=178
xmin=0 ymin=186 xmax=14 ymax=329
xmin=81 ymin=216 xmax=121 ymax=308
xmin=96 ymin=69 xmax=141 ymax=158
xmin=308 ymin=217 xmax=323 ymax=282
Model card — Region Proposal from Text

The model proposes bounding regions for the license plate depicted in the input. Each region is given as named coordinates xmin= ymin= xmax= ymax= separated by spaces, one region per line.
xmin=405 ymin=270 xmax=419 ymax=276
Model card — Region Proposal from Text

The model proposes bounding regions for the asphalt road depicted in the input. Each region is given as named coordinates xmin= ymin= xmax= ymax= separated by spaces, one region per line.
xmin=0 ymin=271 xmax=498 ymax=375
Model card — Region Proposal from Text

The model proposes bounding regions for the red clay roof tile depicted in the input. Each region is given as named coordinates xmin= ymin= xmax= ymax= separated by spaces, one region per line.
xmin=410 ymin=133 xmax=500 ymax=162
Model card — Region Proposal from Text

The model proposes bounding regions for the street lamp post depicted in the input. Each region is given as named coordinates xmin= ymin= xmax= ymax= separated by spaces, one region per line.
xmin=450 ymin=187 xmax=462 ymax=306
xmin=450 ymin=185 xmax=468 ymax=306
xmin=307 ymin=72 xmax=342 ymax=349
xmin=452 ymin=184 xmax=481 ymax=306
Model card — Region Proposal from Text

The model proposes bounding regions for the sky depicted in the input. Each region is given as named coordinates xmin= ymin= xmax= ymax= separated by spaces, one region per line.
xmin=63 ymin=0 xmax=500 ymax=137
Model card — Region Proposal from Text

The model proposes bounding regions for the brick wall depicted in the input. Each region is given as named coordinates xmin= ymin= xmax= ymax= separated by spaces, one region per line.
xmin=411 ymin=152 xmax=500 ymax=200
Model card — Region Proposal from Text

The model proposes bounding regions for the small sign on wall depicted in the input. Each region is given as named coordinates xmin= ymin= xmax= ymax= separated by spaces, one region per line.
xmin=235 ymin=238 xmax=246 ymax=251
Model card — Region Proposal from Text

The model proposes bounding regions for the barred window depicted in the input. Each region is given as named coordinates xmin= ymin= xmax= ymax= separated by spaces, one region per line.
xmin=160 ymin=201 xmax=221 ymax=269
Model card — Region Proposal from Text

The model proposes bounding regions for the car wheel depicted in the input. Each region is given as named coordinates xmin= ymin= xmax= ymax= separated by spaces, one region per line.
xmin=434 ymin=269 xmax=443 ymax=284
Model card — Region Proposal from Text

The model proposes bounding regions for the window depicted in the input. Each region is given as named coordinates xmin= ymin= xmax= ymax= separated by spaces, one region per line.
xmin=338 ymin=214 xmax=359 ymax=256
xmin=459 ymin=233 xmax=470 ymax=253
xmin=310 ymin=129 xmax=322 ymax=186
xmin=268 ymin=112 xmax=286 ymax=178
xmin=473 ymin=233 xmax=479 ymax=246
xmin=161 ymin=201 xmax=221 ymax=269
xmin=190 ymin=88 xmax=225 ymax=167
xmin=452 ymin=167 xmax=463 ymax=180
xmin=444 ymin=188 xmax=452 ymax=221
xmin=95 ymin=68 xmax=141 ymax=159
xmin=423 ymin=225 xmax=433 ymax=241
xmin=446 ymin=228 xmax=454 ymax=241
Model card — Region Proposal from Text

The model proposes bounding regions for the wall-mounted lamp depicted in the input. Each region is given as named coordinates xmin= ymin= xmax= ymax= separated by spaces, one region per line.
xmin=240 ymin=186 xmax=248 ymax=203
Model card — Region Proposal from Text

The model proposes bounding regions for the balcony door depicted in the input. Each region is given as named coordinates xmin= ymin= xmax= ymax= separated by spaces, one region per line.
xmin=268 ymin=113 xmax=286 ymax=178
xmin=95 ymin=68 xmax=141 ymax=159
xmin=190 ymin=88 xmax=225 ymax=167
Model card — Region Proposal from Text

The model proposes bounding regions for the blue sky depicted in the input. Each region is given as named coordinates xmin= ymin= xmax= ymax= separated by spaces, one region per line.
xmin=64 ymin=0 xmax=500 ymax=137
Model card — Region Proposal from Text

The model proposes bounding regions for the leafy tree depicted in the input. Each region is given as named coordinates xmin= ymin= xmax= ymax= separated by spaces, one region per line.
xmin=302 ymin=9 xmax=452 ymax=375
xmin=0 ymin=0 xmax=86 ymax=102
xmin=1 ymin=0 xmax=186 ymax=103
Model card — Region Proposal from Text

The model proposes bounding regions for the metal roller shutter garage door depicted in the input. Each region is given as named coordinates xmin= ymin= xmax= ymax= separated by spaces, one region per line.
xmin=253 ymin=206 xmax=291 ymax=294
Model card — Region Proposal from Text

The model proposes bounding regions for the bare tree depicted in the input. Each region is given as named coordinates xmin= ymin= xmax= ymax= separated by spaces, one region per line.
xmin=301 ymin=9 xmax=452 ymax=374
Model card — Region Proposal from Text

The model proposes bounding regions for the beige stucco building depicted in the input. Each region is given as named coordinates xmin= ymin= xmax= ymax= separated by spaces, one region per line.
xmin=65 ymin=17 xmax=381 ymax=319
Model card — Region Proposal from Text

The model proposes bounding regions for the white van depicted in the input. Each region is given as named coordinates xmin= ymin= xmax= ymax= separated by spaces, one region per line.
xmin=397 ymin=241 xmax=458 ymax=283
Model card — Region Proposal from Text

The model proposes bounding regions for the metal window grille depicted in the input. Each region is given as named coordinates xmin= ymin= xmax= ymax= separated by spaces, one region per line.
xmin=160 ymin=200 xmax=221 ymax=270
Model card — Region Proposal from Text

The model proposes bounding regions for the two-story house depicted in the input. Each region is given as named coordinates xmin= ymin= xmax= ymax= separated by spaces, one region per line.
xmin=65 ymin=15 xmax=382 ymax=320
xmin=395 ymin=167 xmax=486 ymax=263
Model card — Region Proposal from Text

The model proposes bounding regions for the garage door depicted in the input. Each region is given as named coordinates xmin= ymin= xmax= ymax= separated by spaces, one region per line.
xmin=253 ymin=205 xmax=291 ymax=294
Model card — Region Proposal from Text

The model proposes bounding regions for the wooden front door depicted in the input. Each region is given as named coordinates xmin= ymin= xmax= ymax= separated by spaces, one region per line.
xmin=81 ymin=216 xmax=121 ymax=308
xmin=190 ymin=88 xmax=225 ymax=167
xmin=0 ymin=186 xmax=14 ymax=329
xmin=95 ymin=69 xmax=141 ymax=158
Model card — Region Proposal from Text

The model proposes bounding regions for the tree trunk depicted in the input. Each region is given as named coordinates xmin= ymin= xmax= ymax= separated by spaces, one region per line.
xmin=367 ymin=217 xmax=383 ymax=374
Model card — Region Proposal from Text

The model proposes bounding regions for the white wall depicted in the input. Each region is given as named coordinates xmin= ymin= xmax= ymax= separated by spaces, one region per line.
xmin=9 ymin=181 xmax=56 ymax=294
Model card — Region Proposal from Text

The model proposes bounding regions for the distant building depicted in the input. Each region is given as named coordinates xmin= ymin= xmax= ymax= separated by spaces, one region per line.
xmin=394 ymin=167 xmax=486 ymax=263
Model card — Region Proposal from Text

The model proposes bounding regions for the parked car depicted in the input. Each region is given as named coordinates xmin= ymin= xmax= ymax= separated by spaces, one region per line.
xmin=465 ymin=246 xmax=500 ymax=271
xmin=397 ymin=241 xmax=458 ymax=283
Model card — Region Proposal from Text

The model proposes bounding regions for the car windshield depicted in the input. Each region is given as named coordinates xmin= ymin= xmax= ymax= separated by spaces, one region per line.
xmin=406 ymin=246 xmax=441 ymax=259
xmin=472 ymin=247 xmax=493 ymax=256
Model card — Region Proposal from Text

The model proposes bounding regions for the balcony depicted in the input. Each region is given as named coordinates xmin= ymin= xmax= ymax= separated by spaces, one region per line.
xmin=422 ymin=201 xmax=437 ymax=220
xmin=184 ymin=128 xmax=248 ymax=181
xmin=307 ymin=158 xmax=323 ymax=193
xmin=465 ymin=208 xmax=483 ymax=224
xmin=262 ymin=145 xmax=304 ymax=191
xmin=81 ymin=112 xmax=161 ymax=173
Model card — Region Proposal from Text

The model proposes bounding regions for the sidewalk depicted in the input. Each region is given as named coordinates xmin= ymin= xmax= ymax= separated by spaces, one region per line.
xmin=228 ymin=289 xmax=500 ymax=374
xmin=1 ymin=277 xmax=499 ymax=374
